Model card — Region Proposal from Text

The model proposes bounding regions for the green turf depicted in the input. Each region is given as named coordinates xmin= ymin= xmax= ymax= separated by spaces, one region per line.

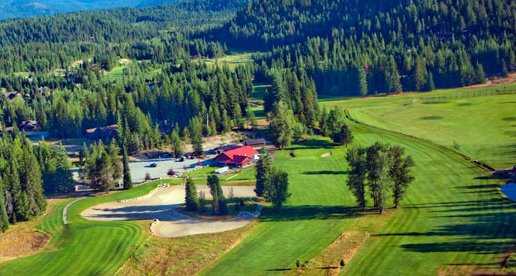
xmin=323 ymin=84 xmax=516 ymax=169
xmin=0 ymin=180 xmax=173 ymax=276
xmin=204 ymin=120 xmax=516 ymax=275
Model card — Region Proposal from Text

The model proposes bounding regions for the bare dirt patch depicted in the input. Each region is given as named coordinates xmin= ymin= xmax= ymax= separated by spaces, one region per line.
xmin=117 ymin=222 xmax=255 ymax=276
xmin=466 ymin=73 xmax=516 ymax=89
xmin=290 ymin=231 xmax=369 ymax=275
xmin=0 ymin=199 xmax=63 ymax=263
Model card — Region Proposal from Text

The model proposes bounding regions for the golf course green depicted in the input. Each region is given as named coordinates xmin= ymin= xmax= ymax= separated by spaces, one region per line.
xmin=323 ymin=83 xmax=516 ymax=169
xmin=1 ymin=85 xmax=515 ymax=275
xmin=204 ymin=119 xmax=516 ymax=275
xmin=0 ymin=181 xmax=166 ymax=275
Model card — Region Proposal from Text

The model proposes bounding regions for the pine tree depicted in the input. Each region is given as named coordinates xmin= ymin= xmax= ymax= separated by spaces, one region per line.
xmin=268 ymin=101 xmax=295 ymax=148
xmin=122 ymin=139 xmax=132 ymax=190
xmin=366 ymin=143 xmax=390 ymax=214
xmin=189 ymin=117 xmax=204 ymax=157
xmin=255 ymin=149 xmax=272 ymax=197
xmin=331 ymin=124 xmax=353 ymax=145
xmin=265 ymin=168 xmax=290 ymax=209
xmin=170 ymin=128 xmax=183 ymax=158
xmin=0 ymin=186 xmax=9 ymax=232
xmin=346 ymin=147 xmax=367 ymax=209
xmin=184 ymin=177 xmax=199 ymax=212
xmin=387 ymin=146 xmax=414 ymax=208
xmin=357 ymin=65 xmax=368 ymax=96
xmin=207 ymin=174 xmax=226 ymax=215
xmin=108 ymin=141 xmax=122 ymax=185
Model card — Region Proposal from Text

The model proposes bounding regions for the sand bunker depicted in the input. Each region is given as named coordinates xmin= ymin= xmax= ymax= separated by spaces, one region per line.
xmin=501 ymin=183 xmax=516 ymax=201
xmin=81 ymin=185 xmax=259 ymax=237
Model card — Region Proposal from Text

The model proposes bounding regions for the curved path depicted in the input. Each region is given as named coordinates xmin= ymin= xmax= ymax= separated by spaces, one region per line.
xmin=62 ymin=197 xmax=84 ymax=225
xmin=81 ymin=185 xmax=259 ymax=237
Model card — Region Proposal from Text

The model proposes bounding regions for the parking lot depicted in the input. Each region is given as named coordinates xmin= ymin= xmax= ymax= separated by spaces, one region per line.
xmin=129 ymin=154 xmax=217 ymax=183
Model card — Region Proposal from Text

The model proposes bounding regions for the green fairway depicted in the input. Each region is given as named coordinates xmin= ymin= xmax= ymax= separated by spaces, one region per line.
xmin=323 ymin=84 xmax=516 ymax=169
xmin=0 ymin=180 xmax=170 ymax=276
xmin=204 ymin=119 xmax=516 ymax=275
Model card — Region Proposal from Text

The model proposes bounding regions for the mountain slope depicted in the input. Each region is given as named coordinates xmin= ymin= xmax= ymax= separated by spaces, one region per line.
xmin=0 ymin=0 xmax=177 ymax=20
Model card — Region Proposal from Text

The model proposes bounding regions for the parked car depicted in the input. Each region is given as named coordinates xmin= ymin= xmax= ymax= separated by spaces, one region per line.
xmin=146 ymin=163 xmax=158 ymax=168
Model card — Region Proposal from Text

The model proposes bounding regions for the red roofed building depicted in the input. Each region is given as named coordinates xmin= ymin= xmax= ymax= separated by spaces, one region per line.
xmin=214 ymin=145 xmax=258 ymax=167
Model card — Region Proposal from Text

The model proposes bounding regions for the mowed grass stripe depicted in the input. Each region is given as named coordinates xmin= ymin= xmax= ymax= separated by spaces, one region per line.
xmin=0 ymin=181 xmax=168 ymax=275
xmin=207 ymin=116 xmax=515 ymax=275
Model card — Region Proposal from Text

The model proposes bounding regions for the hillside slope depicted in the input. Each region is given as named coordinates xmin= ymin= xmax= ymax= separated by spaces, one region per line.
xmin=0 ymin=0 xmax=177 ymax=20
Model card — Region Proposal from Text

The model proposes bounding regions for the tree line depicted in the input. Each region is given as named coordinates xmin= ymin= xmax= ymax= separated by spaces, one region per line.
xmin=209 ymin=0 xmax=514 ymax=95
xmin=0 ymin=134 xmax=47 ymax=232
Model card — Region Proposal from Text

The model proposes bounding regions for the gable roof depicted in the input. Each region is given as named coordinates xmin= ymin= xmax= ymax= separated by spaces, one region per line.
xmin=215 ymin=146 xmax=257 ymax=166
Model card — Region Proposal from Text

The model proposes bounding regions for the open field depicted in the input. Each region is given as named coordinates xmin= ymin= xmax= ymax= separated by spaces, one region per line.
xmin=323 ymin=83 xmax=516 ymax=169
xmin=196 ymin=52 xmax=255 ymax=69
xmin=205 ymin=120 xmax=516 ymax=275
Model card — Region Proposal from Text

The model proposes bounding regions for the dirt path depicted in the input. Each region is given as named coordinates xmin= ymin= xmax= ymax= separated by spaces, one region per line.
xmin=81 ymin=185 xmax=259 ymax=237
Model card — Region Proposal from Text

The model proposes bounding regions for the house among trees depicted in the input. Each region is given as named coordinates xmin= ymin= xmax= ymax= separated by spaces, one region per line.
xmin=3 ymin=91 xmax=22 ymax=101
xmin=244 ymin=138 xmax=267 ymax=148
xmin=85 ymin=124 xmax=118 ymax=140
xmin=214 ymin=145 xmax=258 ymax=167
xmin=20 ymin=120 xmax=41 ymax=132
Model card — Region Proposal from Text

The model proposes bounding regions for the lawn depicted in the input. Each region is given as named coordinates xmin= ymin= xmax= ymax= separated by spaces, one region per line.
xmin=323 ymin=83 xmax=516 ymax=169
xmin=204 ymin=120 xmax=516 ymax=275
xmin=0 ymin=180 xmax=172 ymax=275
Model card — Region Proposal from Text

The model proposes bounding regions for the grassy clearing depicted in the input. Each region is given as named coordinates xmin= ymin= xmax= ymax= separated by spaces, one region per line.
xmin=197 ymin=53 xmax=254 ymax=69
xmin=0 ymin=180 xmax=175 ymax=275
xmin=186 ymin=166 xmax=256 ymax=186
xmin=323 ymin=83 xmax=516 ymax=168
xmin=103 ymin=64 xmax=128 ymax=82
xmin=205 ymin=118 xmax=516 ymax=275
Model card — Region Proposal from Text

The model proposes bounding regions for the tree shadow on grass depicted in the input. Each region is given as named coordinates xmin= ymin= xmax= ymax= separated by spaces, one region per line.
xmin=373 ymin=179 xmax=516 ymax=269
xmin=259 ymin=205 xmax=366 ymax=222
xmin=287 ymin=138 xmax=335 ymax=150
xmin=302 ymin=170 xmax=349 ymax=175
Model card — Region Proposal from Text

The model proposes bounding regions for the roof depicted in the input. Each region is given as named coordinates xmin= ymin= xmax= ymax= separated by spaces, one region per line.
xmin=215 ymin=146 xmax=257 ymax=166
xmin=245 ymin=138 xmax=266 ymax=146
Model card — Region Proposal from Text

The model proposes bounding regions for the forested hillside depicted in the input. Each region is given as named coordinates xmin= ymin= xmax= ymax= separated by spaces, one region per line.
xmin=0 ymin=0 xmax=178 ymax=20
xmin=209 ymin=0 xmax=515 ymax=95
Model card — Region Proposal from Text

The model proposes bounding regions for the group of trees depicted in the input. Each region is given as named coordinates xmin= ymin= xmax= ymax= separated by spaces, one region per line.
xmin=33 ymin=143 xmax=74 ymax=194
xmin=319 ymin=108 xmax=353 ymax=145
xmin=0 ymin=61 xmax=254 ymax=156
xmin=81 ymin=141 xmax=122 ymax=192
xmin=255 ymin=150 xmax=290 ymax=208
xmin=346 ymin=143 xmax=415 ymax=213
xmin=0 ymin=134 xmax=47 ymax=232
xmin=184 ymin=174 xmax=228 ymax=215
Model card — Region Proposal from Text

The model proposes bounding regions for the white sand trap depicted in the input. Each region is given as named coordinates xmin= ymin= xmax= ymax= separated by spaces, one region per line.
xmin=81 ymin=185 xmax=259 ymax=237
